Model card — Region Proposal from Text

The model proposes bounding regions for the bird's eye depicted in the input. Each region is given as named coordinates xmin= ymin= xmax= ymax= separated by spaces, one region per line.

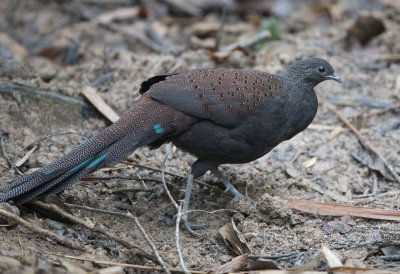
xmin=318 ymin=66 xmax=325 ymax=73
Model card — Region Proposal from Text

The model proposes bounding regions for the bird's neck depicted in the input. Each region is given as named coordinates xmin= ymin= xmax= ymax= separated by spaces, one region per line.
xmin=277 ymin=69 xmax=320 ymax=90
xmin=276 ymin=72 xmax=318 ymax=131
xmin=276 ymin=73 xmax=316 ymax=99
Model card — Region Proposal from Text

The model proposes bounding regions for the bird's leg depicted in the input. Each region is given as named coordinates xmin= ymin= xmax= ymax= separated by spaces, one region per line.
xmin=212 ymin=169 xmax=244 ymax=199
xmin=212 ymin=168 xmax=257 ymax=205
xmin=181 ymin=171 xmax=205 ymax=235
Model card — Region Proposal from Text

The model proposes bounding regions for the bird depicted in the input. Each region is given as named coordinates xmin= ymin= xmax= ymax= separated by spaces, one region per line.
xmin=0 ymin=58 xmax=341 ymax=233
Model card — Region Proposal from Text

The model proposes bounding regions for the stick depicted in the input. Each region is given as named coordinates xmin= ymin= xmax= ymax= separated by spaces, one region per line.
xmin=15 ymin=146 xmax=38 ymax=167
xmin=161 ymin=0 xmax=201 ymax=17
xmin=359 ymin=105 xmax=399 ymax=119
xmin=30 ymin=201 xmax=155 ymax=261
xmin=219 ymin=30 xmax=270 ymax=52
xmin=81 ymin=86 xmax=120 ymax=123
xmin=130 ymin=214 xmax=172 ymax=274
xmin=176 ymin=202 xmax=190 ymax=274
xmin=329 ymin=105 xmax=400 ymax=183
xmin=0 ymin=208 xmax=79 ymax=249
xmin=0 ymin=135 xmax=12 ymax=167
xmin=44 ymin=251 xmax=204 ymax=273
xmin=128 ymin=162 xmax=228 ymax=195
xmin=71 ymin=1 xmax=164 ymax=52
xmin=161 ymin=152 xmax=179 ymax=210
xmin=0 ymin=135 xmax=22 ymax=175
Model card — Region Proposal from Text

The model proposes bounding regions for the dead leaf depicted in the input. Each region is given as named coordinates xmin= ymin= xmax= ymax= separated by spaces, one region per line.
xmin=37 ymin=40 xmax=80 ymax=65
xmin=246 ymin=258 xmax=280 ymax=271
xmin=215 ymin=254 xmax=248 ymax=273
xmin=60 ymin=259 xmax=87 ymax=274
xmin=302 ymin=157 xmax=317 ymax=168
xmin=346 ymin=15 xmax=385 ymax=47
xmin=15 ymin=146 xmax=38 ymax=167
xmin=321 ymin=244 xmax=342 ymax=267
xmin=329 ymin=105 xmax=400 ymax=183
xmin=191 ymin=22 xmax=250 ymax=37
xmin=96 ymin=266 xmax=124 ymax=274
xmin=381 ymin=0 xmax=400 ymax=12
xmin=206 ymin=50 xmax=231 ymax=61
xmin=352 ymin=146 xmax=395 ymax=181
xmin=96 ymin=7 xmax=140 ymax=24
xmin=190 ymin=36 xmax=216 ymax=50
xmin=289 ymin=199 xmax=400 ymax=221
xmin=236 ymin=0 xmax=275 ymax=15
xmin=141 ymin=0 xmax=168 ymax=18
xmin=285 ymin=163 xmax=299 ymax=178
xmin=372 ymin=230 xmax=383 ymax=242
xmin=0 ymin=32 xmax=29 ymax=61
xmin=382 ymin=246 xmax=400 ymax=256
xmin=327 ymin=266 xmax=391 ymax=274
xmin=219 ymin=219 xmax=251 ymax=256
xmin=322 ymin=216 xmax=354 ymax=235
xmin=219 ymin=30 xmax=271 ymax=52
xmin=216 ymin=254 xmax=279 ymax=273
xmin=326 ymin=125 xmax=343 ymax=141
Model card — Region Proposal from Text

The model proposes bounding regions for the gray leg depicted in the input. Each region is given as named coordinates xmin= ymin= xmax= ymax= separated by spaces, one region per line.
xmin=182 ymin=173 xmax=194 ymax=215
xmin=212 ymin=168 xmax=257 ymax=205
xmin=212 ymin=169 xmax=244 ymax=199
xmin=181 ymin=172 xmax=205 ymax=235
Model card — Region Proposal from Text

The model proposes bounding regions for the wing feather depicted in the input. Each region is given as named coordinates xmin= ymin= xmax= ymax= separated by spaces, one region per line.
xmin=147 ymin=68 xmax=285 ymax=127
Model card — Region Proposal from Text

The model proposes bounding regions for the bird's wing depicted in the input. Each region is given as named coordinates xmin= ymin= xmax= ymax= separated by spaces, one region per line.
xmin=143 ymin=68 xmax=286 ymax=128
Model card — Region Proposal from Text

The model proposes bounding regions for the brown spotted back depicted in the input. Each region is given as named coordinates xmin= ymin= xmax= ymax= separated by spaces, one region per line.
xmin=147 ymin=68 xmax=286 ymax=127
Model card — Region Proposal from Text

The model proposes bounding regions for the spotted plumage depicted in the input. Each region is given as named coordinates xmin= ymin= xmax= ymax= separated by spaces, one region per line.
xmin=142 ymin=69 xmax=285 ymax=127
xmin=0 ymin=58 xmax=341 ymax=217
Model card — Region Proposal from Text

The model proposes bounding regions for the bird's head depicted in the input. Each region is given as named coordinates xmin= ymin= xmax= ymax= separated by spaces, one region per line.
xmin=285 ymin=58 xmax=342 ymax=86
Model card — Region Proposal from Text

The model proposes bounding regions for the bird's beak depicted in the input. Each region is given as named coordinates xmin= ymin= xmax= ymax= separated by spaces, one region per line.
xmin=325 ymin=73 xmax=342 ymax=83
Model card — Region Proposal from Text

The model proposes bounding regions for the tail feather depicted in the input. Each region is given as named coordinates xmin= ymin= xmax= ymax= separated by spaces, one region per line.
xmin=0 ymin=94 xmax=197 ymax=204
xmin=0 ymin=138 xmax=101 ymax=194
xmin=0 ymin=129 xmax=158 ymax=205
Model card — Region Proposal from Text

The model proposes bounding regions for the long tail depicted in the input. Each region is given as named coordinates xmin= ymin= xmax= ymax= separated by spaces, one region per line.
xmin=0 ymin=93 xmax=196 ymax=205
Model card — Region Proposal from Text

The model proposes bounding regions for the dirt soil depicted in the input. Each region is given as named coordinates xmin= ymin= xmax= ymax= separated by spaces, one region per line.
xmin=0 ymin=0 xmax=399 ymax=273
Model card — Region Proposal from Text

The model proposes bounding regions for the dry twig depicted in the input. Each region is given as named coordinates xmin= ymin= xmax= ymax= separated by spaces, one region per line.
xmin=44 ymin=251 xmax=203 ymax=273
xmin=329 ymin=105 xmax=400 ymax=183
xmin=21 ymin=132 xmax=85 ymax=151
xmin=0 ymin=208 xmax=79 ymax=248
xmin=80 ymin=86 xmax=120 ymax=123
xmin=0 ymin=135 xmax=14 ymax=169
xmin=176 ymin=202 xmax=189 ymax=274
xmin=127 ymin=161 xmax=228 ymax=195
xmin=130 ymin=214 xmax=171 ymax=274
xmin=289 ymin=199 xmax=400 ymax=221
xmin=0 ymin=135 xmax=22 ymax=175
xmin=82 ymin=175 xmax=163 ymax=185
xmin=15 ymin=146 xmax=38 ymax=167
xmin=161 ymin=0 xmax=201 ymax=17
xmin=160 ymin=151 xmax=190 ymax=272
xmin=358 ymin=105 xmax=400 ymax=119
xmin=72 ymin=1 xmax=164 ymax=52
xmin=219 ymin=31 xmax=271 ymax=52
xmin=63 ymin=201 xmax=176 ymax=272
xmin=102 ymin=187 xmax=156 ymax=194
xmin=30 ymin=200 xmax=155 ymax=261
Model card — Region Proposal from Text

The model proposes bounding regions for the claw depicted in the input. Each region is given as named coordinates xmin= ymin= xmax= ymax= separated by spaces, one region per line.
xmin=181 ymin=214 xmax=205 ymax=236
xmin=233 ymin=194 xmax=258 ymax=206
xmin=213 ymin=168 xmax=258 ymax=206
xmin=180 ymin=172 xmax=206 ymax=235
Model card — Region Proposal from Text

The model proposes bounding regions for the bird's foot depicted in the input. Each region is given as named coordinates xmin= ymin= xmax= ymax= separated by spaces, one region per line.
xmin=232 ymin=193 xmax=258 ymax=206
xmin=212 ymin=169 xmax=258 ymax=206
xmin=181 ymin=213 xmax=205 ymax=236
xmin=179 ymin=172 xmax=206 ymax=235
